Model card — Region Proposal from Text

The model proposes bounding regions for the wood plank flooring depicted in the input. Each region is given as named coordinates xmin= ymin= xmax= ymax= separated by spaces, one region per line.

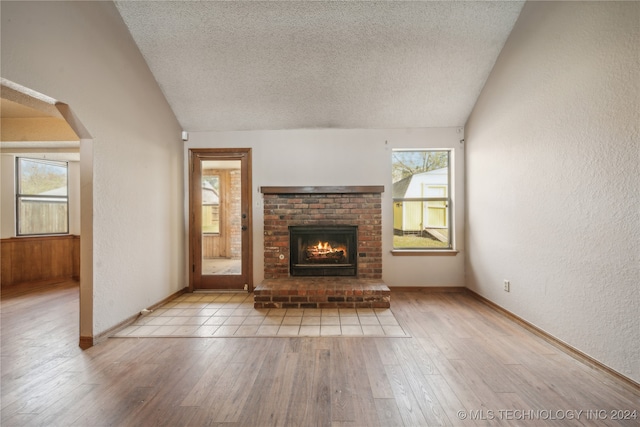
xmin=1 ymin=280 xmax=638 ymax=426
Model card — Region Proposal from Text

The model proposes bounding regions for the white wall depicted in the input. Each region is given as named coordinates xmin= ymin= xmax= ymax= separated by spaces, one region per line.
xmin=185 ymin=127 xmax=465 ymax=287
xmin=465 ymin=2 xmax=639 ymax=382
xmin=0 ymin=154 xmax=80 ymax=238
xmin=1 ymin=1 xmax=185 ymax=336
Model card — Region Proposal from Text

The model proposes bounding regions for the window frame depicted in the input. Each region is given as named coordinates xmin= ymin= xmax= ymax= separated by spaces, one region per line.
xmin=391 ymin=149 xmax=454 ymax=253
xmin=15 ymin=157 xmax=69 ymax=237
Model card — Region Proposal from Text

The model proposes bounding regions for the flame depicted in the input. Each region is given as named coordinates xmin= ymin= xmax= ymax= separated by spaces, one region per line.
xmin=316 ymin=241 xmax=333 ymax=253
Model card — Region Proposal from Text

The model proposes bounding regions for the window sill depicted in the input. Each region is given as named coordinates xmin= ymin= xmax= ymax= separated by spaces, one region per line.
xmin=390 ymin=249 xmax=459 ymax=256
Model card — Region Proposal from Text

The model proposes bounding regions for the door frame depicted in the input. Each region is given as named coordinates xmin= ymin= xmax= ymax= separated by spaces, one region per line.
xmin=188 ymin=148 xmax=253 ymax=292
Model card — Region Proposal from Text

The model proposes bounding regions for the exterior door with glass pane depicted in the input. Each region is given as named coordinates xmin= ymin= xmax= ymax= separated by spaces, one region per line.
xmin=189 ymin=149 xmax=252 ymax=290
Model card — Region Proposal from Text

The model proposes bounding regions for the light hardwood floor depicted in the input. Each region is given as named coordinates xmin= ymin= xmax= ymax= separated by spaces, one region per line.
xmin=1 ymin=281 xmax=638 ymax=426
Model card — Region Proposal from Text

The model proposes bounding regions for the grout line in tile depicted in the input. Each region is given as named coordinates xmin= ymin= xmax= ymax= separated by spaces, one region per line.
xmin=122 ymin=297 xmax=408 ymax=338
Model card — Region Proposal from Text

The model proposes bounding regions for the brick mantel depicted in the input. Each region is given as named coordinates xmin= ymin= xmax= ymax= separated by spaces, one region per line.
xmin=260 ymin=185 xmax=384 ymax=194
xmin=262 ymin=186 xmax=384 ymax=279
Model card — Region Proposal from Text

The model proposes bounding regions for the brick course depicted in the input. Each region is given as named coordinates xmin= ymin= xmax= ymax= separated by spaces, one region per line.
xmin=254 ymin=278 xmax=390 ymax=309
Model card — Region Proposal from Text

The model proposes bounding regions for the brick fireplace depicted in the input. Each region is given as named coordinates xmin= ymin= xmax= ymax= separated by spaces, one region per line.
xmin=255 ymin=186 xmax=389 ymax=309
xmin=261 ymin=186 xmax=383 ymax=279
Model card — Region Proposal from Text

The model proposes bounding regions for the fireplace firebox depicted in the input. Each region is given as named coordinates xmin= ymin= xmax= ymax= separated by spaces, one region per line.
xmin=289 ymin=226 xmax=357 ymax=276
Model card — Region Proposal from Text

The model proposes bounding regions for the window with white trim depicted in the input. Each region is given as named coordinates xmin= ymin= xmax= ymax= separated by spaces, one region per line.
xmin=392 ymin=150 xmax=452 ymax=249
xmin=16 ymin=157 xmax=69 ymax=236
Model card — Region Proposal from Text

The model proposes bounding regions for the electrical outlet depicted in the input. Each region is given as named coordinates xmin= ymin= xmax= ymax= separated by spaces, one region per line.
xmin=504 ymin=280 xmax=510 ymax=292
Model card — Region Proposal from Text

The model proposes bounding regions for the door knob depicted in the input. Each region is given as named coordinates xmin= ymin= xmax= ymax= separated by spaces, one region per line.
xmin=242 ymin=225 xmax=248 ymax=231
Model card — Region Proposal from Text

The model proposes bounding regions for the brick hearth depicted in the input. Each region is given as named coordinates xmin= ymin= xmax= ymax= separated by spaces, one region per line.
xmin=254 ymin=278 xmax=390 ymax=309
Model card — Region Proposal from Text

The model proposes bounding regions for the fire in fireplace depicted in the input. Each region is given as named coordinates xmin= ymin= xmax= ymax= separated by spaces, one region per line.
xmin=289 ymin=226 xmax=357 ymax=276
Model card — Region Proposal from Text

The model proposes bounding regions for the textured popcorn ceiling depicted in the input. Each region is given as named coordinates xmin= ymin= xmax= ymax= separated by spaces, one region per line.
xmin=115 ymin=1 xmax=524 ymax=131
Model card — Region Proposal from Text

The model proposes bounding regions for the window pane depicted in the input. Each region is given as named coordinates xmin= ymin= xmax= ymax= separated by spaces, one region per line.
xmin=16 ymin=158 xmax=69 ymax=236
xmin=392 ymin=150 xmax=450 ymax=249
xmin=202 ymin=174 xmax=220 ymax=234
xmin=202 ymin=205 xmax=220 ymax=234
xmin=18 ymin=199 xmax=68 ymax=235
xmin=392 ymin=151 xmax=448 ymax=188
xmin=19 ymin=158 xmax=67 ymax=196
xmin=392 ymin=201 xmax=450 ymax=248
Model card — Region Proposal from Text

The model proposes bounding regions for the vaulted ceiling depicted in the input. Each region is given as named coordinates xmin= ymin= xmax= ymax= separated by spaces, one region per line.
xmin=115 ymin=1 xmax=525 ymax=132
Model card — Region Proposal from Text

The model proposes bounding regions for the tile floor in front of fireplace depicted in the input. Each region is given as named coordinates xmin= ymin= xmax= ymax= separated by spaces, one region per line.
xmin=113 ymin=292 xmax=408 ymax=338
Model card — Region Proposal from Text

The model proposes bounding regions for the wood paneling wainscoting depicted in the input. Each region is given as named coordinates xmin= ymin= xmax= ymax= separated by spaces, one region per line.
xmin=1 ymin=235 xmax=80 ymax=287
